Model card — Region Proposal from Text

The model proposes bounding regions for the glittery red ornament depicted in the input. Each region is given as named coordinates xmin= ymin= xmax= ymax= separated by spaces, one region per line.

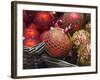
xmin=23 ymin=38 xmax=39 ymax=48
xmin=44 ymin=27 xmax=72 ymax=58
xmin=23 ymin=25 xmax=39 ymax=39
xmin=34 ymin=12 xmax=54 ymax=27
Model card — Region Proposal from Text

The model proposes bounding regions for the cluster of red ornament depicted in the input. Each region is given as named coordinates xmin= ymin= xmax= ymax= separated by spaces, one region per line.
xmin=23 ymin=11 xmax=84 ymax=57
xmin=23 ymin=11 xmax=54 ymax=48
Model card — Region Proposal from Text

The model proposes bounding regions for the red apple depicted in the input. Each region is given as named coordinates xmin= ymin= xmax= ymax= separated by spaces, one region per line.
xmin=23 ymin=38 xmax=39 ymax=48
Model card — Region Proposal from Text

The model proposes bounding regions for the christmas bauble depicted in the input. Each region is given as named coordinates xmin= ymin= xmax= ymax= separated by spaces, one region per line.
xmin=70 ymin=24 xmax=81 ymax=33
xmin=23 ymin=25 xmax=39 ymax=39
xmin=71 ymin=29 xmax=91 ymax=66
xmin=34 ymin=12 xmax=54 ymax=26
xmin=71 ymin=29 xmax=90 ymax=47
xmin=40 ymin=31 xmax=48 ymax=41
xmin=62 ymin=12 xmax=84 ymax=32
xmin=77 ymin=43 xmax=91 ymax=66
xmin=23 ymin=38 xmax=39 ymax=48
xmin=44 ymin=27 xmax=72 ymax=58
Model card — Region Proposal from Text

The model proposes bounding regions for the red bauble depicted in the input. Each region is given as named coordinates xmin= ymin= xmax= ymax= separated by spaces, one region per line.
xmin=63 ymin=12 xmax=83 ymax=30
xmin=23 ymin=38 xmax=39 ymax=48
xmin=40 ymin=31 xmax=48 ymax=41
xmin=44 ymin=27 xmax=72 ymax=58
xmin=34 ymin=12 xmax=54 ymax=26
xmin=66 ymin=13 xmax=81 ymax=23
xmin=23 ymin=25 xmax=39 ymax=39
xmin=71 ymin=24 xmax=81 ymax=32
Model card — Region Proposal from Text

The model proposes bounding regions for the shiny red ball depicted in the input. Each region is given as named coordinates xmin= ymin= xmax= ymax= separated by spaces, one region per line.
xmin=23 ymin=38 xmax=39 ymax=48
xmin=71 ymin=24 xmax=81 ymax=32
xmin=40 ymin=31 xmax=48 ymax=41
xmin=34 ymin=12 xmax=54 ymax=26
xmin=65 ymin=13 xmax=81 ymax=24
xmin=62 ymin=12 xmax=83 ymax=33
xmin=23 ymin=25 xmax=39 ymax=39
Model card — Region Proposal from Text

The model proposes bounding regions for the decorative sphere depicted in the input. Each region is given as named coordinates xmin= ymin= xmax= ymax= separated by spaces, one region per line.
xmin=44 ymin=27 xmax=72 ymax=58
xmin=23 ymin=38 xmax=39 ymax=48
xmin=23 ymin=24 xmax=39 ymax=39
xmin=34 ymin=12 xmax=54 ymax=26
xmin=40 ymin=31 xmax=48 ymax=41
xmin=62 ymin=12 xmax=84 ymax=32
